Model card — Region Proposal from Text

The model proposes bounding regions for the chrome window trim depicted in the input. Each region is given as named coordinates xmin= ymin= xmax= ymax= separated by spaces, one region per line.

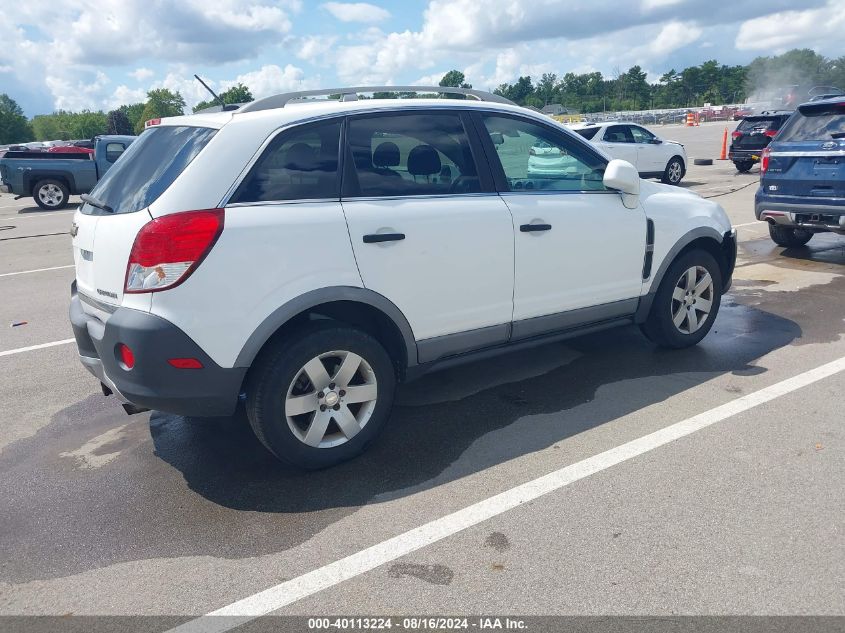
xmin=498 ymin=189 xmax=618 ymax=197
xmin=341 ymin=192 xmax=501 ymax=203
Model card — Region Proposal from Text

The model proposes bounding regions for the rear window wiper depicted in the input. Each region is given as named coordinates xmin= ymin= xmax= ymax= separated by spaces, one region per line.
xmin=830 ymin=132 xmax=845 ymax=139
xmin=80 ymin=194 xmax=114 ymax=213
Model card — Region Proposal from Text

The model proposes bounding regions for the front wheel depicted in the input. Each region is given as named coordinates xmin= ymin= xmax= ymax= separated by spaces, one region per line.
xmin=33 ymin=179 xmax=69 ymax=210
xmin=640 ymin=249 xmax=722 ymax=349
xmin=661 ymin=157 xmax=685 ymax=185
xmin=768 ymin=223 xmax=813 ymax=247
xmin=246 ymin=322 xmax=396 ymax=469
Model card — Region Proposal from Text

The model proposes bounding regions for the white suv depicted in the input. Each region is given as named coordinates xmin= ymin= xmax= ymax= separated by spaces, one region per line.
xmin=69 ymin=86 xmax=736 ymax=469
xmin=569 ymin=122 xmax=688 ymax=185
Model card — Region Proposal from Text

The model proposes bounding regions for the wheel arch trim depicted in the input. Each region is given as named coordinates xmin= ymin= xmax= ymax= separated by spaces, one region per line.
xmin=234 ymin=286 xmax=418 ymax=369
xmin=635 ymin=226 xmax=724 ymax=322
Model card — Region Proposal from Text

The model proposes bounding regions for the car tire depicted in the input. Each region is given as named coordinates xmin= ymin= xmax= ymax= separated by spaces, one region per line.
xmin=33 ymin=179 xmax=69 ymax=210
xmin=734 ymin=161 xmax=753 ymax=173
xmin=768 ymin=223 xmax=813 ymax=247
xmin=661 ymin=157 xmax=685 ymax=185
xmin=640 ymin=249 xmax=722 ymax=349
xmin=246 ymin=321 xmax=396 ymax=469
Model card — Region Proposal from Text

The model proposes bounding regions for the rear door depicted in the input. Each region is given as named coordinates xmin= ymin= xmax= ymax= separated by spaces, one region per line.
xmin=766 ymin=101 xmax=845 ymax=199
xmin=73 ymin=125 xmax=217 ymax=312
xmin=597 ymin=125 xmax=638 ymax=165
xmin=341 ymin=110 xmax=515 ymax=359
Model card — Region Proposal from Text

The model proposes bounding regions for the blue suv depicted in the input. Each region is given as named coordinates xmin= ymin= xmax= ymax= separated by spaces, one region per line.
xmin=755 ymin=97 xmax=845 ymax=246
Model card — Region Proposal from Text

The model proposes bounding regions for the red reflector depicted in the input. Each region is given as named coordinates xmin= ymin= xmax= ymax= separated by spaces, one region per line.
xmin=168 ymin=358 xmax=203 ymax=369
xmin=764 ymin=129 xmax=778 ymax=138
xmin=145 ymin=118 xmax=161 ymax=127
xmin=118 ymin=344 xmax=135 ymax=369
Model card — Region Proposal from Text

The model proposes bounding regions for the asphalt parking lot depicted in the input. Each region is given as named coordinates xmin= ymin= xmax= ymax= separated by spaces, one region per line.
xmin=0 ymin=121 xmax=843 ymax=629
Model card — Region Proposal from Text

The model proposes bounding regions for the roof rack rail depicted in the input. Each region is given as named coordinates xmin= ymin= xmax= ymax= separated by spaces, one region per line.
xmin=237 ymin=85 xmax=515 ymax=113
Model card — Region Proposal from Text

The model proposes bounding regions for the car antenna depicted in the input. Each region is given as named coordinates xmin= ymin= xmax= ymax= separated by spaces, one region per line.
xmin=194 ymin=74 xmax=227 ymax=110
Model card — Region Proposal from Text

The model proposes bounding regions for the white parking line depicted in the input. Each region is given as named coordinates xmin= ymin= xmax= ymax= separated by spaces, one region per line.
xmin=167 ymin=355 xmax=845 ymax=633
xmin=733 ymin=221 xmax=761 ymax=228
xmin=0 ymin=265 xmax=74 ymax=278
xmin=0 ymin=339 xmax=75 ymax=358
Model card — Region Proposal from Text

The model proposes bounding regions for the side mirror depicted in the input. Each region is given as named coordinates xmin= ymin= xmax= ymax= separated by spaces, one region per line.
xmin=603 ymin=159 xmax=640 ymax=209
xmin=651 ymin=138 xmax=663 ymax=144
xmin=490 ymin=132 xmax=504 ymax=145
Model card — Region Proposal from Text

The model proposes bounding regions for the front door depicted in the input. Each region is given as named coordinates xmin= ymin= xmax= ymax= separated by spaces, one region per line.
xmin=475 ymin=113 xmax=646 ymax=339
xmin=342 ymin=110 xmax=515 ymax=360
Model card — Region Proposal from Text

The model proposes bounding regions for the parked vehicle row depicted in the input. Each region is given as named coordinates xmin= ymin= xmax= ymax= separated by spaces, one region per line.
xmin=69 ymin=86 xmax=735 ymax=469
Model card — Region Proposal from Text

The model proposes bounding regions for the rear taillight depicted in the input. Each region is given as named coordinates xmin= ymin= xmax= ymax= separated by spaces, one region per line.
xmin=764 ymin=129 xmax=778 ymax=138
xmin=145 ymin=118 xmax=161 ymax=128
xmin=760 ymin=147 xmax=771 ymax=175
xmin=125 ymin=209 xmax=224 ymax=293
xmin=731 ymin=130 xmax=742 ymax=140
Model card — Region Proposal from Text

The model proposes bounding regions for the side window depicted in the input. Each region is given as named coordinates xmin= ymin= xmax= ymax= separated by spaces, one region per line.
xmin=347 ymin=112 xmax=481 ymax=197
xmin=574 ymin=126 xmax=600 ymax=140
xmin=481 ymin=115 xmax=607 ymax=192
xmin=105 ymin=143 xmax=126 ymax=163
xmin=630 ymin=126 xmax=656 ymax=144
xmin=604 ymin=125 xmax=634 ymax=143
xmin=232 ymin=119 xmax=341 ymax=203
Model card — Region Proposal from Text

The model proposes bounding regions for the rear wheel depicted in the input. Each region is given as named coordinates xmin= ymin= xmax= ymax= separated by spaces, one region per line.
xmin=661 ymin=157 xmax=685 ymax=185
xmin=768 ymin=223 xmax=813 ymax=247
xmin=246 ymin=322 xmax=396 ymax=469
xmin=33 ymin=179 xmax=69 ymax=210
xmin=733 ymin=161 xmax=753 ymax=173
xmin=640 ymin=249 xmax=722 ymax=349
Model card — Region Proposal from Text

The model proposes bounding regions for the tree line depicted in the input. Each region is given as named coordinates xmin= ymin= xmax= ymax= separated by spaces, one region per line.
xmin=2 ymin=49 xmax=844 ymax=145
xmin=0 ymin=84 xmax=253 ymax=144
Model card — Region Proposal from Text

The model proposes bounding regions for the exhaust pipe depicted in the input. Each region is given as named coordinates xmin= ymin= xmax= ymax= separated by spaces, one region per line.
xmin=122 ymin=402 xmax=150 ymax=415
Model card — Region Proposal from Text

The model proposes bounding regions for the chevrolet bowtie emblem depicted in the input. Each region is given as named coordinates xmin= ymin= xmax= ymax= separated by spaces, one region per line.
xmin=70 ymin=222 xmax=78 ymax=237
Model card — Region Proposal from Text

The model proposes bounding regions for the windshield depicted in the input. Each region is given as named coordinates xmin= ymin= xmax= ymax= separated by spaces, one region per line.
xmin=776 ymin=103 xmax=845 ymax=142
xmin=83 ymin=125 xmax=216 ymax=215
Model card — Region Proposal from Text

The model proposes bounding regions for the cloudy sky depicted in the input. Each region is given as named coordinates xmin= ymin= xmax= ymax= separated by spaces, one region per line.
xmin=2 ymin=0 xmax=843 ymax=116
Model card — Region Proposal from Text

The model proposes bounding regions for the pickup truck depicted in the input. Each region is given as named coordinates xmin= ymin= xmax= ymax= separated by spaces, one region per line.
xmin=0 ymin=135 xmax=135 ymax=209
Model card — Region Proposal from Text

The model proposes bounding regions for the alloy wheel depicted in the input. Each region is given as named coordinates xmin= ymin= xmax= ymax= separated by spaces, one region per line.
xmin=284 ymin=350 xmax=378 ymax=448
xmin=670 ymin=265 xmax=714 ymax=334
xmin=38 ymin=183 xmax=64 ymax=207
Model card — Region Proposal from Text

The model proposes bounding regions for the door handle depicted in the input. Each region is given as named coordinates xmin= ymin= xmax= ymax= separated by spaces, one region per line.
xmin=363 ymin=233 xmax=405 ymax=243
xmin=519 ymin=223 xmax=552 ymax=232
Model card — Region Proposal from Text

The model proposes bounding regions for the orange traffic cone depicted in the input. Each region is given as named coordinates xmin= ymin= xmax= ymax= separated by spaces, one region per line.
xmin=718 ymin=127 xmax=728 ymax=160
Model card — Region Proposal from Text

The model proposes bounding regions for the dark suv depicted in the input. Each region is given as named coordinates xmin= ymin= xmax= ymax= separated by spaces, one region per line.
xmin=755 ymin=98 xmax=845 ymax=246
xmin=729 ymin=111 xmax=792 ymax=172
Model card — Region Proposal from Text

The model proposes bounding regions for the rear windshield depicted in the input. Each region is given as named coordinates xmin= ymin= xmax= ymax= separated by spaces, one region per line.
xmin=776 ymin=103 xmax=845 ymax=142
xmin=83 ymin=125 xmax=216 ymax=215
xmin=738 ymin=117 xmax=781 ymax=131
xmin=573 ymin=127 xmax=600 ymax=140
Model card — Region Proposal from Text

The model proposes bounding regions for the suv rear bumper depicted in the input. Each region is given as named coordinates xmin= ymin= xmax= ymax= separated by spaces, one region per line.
xmin=728 ymin=148 xmax=762 ymax=163
xmin=755 ymin=194 xmax=845 ymax=231
xmin=70 ymin=283 xmax=246 ymax=417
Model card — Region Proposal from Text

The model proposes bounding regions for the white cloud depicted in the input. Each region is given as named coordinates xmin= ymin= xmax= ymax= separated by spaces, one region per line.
xmin=735 ymin=1 xmax=845 ymax=52
xmin=221 ymin=64 xmax=319 ymax=99
xmin=130 ymin=68 xmax=154 ymax=82
xmin=641 ymin=0 xmax=684 ymax=10
xmin=297 ymin=35 xmax=338 ymax=64
xmin=322 ymin=2 xmax=390 ymax=23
